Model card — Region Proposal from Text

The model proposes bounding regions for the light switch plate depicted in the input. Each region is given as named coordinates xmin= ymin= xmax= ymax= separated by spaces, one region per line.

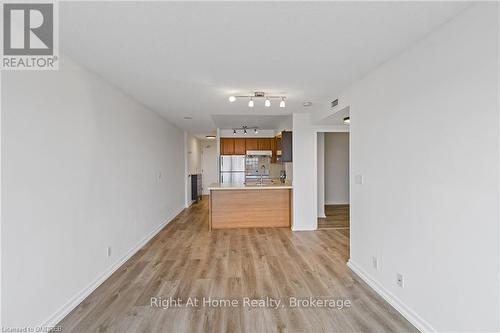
xmin=355 ymin=174 xmax=364 ymax=185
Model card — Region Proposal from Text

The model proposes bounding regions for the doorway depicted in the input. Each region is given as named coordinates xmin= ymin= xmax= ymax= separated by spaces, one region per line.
xmin=317 ymin=132 xmax=350 ymax=230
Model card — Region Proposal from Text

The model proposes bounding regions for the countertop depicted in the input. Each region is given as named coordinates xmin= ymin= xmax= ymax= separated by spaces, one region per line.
xmin=208 ymin=181 xmax=293 ymax=190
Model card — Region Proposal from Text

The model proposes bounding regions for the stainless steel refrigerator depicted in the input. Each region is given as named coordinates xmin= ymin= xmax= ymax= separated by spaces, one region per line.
xmin=219 ymin=155 xmax=245 ymax=184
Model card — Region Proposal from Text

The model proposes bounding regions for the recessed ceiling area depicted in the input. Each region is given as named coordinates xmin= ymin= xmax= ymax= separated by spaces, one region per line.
xmin=59 ymin=1 xmax=469 ymax=137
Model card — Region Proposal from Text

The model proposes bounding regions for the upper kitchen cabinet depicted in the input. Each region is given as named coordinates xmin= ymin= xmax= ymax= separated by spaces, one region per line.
xmin=257 ymin=138 xmax=272 ymax=150
xmin=220 ymin=138 xmax=235 ymax=155
xmin=245 ymin=138 xmax=258 ymax=151
xmin=270 ymin=139 xmax=277 ymax=163
xmin=233 ymin=138 xmax=246 ymax=155
xmin=220 ymin=137 xmax=279 ymax=156
xmin=281 ymin=131 xmax=293 ymax=162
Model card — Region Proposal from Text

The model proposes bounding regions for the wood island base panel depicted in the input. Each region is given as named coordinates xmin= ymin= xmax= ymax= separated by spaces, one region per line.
xmin=209 ymin=189 xmax=291 ymax=229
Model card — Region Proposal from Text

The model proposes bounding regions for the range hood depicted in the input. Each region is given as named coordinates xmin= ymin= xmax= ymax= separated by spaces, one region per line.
xmin=246 ymin=150 xmax=272 ymax=156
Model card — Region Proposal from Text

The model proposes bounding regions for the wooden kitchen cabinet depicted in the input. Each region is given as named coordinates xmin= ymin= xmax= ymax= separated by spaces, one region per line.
xmin=209 ymin=188 xmax=291 ymax=229
xmin=220 ymin=138 xmax=234 ymax=155
xmin=276 ymin=136 xmax=282 ymax=151
xmin=245 ymin=138 xmax=258 ymax=150
xmin=272 ymin=135 xmax=282 ymax=163
xmin=258 ymin=138 xmax=272 ymax=150
xmin=220 ymin=137 xmax=278 ymax=155
xmin=233 ymin=138 xmax=246 ymax=155
xmin=271 ymin=138 xmax=277 ymax=163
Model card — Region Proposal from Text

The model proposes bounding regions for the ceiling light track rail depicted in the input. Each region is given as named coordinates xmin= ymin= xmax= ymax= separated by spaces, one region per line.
xmin=228 ymin=91 xmax=286 ymax=108
xmin=232 ymin=125 xmax=259 ymax=135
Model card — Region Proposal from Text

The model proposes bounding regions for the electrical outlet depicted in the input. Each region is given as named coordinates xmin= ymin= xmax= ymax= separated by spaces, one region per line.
xmin=396 ymin=273 xmax=404 ymax=288
xmin=372 ymin=257 xmax=378 ymax=270
xmin=106 ymin=246 xmax=112 ymax=257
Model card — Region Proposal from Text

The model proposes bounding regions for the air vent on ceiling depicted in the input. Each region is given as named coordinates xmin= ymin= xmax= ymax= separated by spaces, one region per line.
xmin=331 ymin=99 xmax=339 ymax=108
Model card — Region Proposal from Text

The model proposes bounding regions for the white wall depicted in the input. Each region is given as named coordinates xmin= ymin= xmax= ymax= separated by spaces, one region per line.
xmin=201 ymin=140 xmax=218 ymax=195
xmin=292 ymin=113 xmax=317 ymax=231
xmin=277 ymin=115 xmax=293 ymax=132
xmin=317 ymin=133 xmax=325 ymax=217
xmin=345 ymin=4 xmax=498 ymax=332
xmin=185 ymin=133 xmax=201 ymax=206
xmin=324 ymin=132 xmax=349 ymax=204
xmin=186 ymin=134 xmax=201 ymax=175
xmin=1 ymin=54 xmax=186 ymax=327
xmin=284 ymin=162 xmax=293 ymax=182
xmin=292 ymin=119 xmax=346 ymax=230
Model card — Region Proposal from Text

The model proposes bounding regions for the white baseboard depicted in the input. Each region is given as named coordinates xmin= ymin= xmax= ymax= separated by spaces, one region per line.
xmin=318 ymin=214 xmax=327 ymax=218
xmin=40 ymin=206 xmax=185 ymax=328
xmin=291 ymin=226 xmax=317 ymax=231
xmin=347 ymin=259 xmax=436 ymax=333
xmin=325 ymin=201 xmax=350 ymax=205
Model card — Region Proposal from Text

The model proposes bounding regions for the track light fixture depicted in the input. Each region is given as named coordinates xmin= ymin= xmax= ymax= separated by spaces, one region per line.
xmin=343 ymin=116 xmax=350 ymax=125
xmin=232 ymin=126 xmax=259 ymax=135
xmin=228 ymin=92 xmax=287 ymax=108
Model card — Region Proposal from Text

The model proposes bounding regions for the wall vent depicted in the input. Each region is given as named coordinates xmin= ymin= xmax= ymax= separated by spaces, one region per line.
xmin=331 ymin=99 xmax=339 ymax=108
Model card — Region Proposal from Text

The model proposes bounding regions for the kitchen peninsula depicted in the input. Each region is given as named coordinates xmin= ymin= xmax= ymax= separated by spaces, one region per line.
xmin=208 ymin=182 xmax=292 ymax=229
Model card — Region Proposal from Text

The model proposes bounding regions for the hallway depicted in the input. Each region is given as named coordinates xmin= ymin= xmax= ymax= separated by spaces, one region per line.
xmin=318 ymin=204 xmax=350 ymax=230
xmin=56 ymin=200 xmax=417 ymax=332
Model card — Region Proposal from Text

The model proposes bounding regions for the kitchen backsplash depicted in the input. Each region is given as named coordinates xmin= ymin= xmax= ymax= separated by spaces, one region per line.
xmin=269 ymin=163 xmax=286 ymax=179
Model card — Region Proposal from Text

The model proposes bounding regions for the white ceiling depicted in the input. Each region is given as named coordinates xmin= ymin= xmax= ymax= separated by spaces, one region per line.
xmin=319 ymin=107 xmax=350 ymax=126
xmin=60 ymin=1 xmax=469 ymax=138
xmin=211 ymin=114 xmax=290 ymax=131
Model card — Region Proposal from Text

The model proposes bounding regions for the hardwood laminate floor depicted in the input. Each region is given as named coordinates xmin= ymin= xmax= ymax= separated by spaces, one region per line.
xmin=56 ymin=199 xmax=418 ymax=333
xmin=318 ymin=204 xmax=350 ymax=229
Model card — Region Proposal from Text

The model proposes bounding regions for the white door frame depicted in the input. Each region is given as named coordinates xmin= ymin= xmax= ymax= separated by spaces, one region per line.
xmin=312 ymin=126 xmax=349 ymax=230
